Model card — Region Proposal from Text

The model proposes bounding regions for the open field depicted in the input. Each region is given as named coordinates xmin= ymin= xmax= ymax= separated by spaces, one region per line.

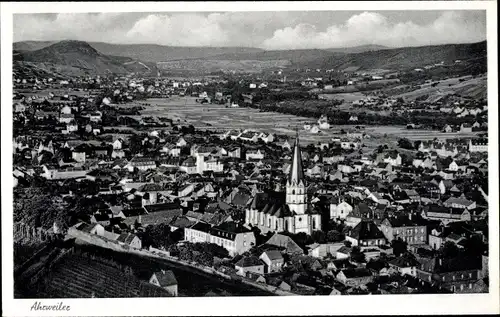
xmin=395 ymin=75 xmax=487 ymax=101
xmin=14 ymin=88 xmax=98 ymax=98
xmin=119 ymin=96 xmax=481 ymax=146
xmin=158 ymin=59 xmax=291 ymax=73
xmin=318 ymin=92 xmax=367 ymax=102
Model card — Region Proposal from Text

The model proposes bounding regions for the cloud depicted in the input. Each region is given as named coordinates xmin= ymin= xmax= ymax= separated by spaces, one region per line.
xmin=261 ymin=11 xmax=486 ymax=49
xmin=13 ymin=11 xmax=485 ymax=49
xmin=14 ymin=13 xmax=136 ymax=43
xmin=125 ymin=13 xmax=231 ymax=46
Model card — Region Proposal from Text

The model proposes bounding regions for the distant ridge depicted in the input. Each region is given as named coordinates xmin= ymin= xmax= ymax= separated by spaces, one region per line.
xmin=14 ymin=41 xmax=265 ymax=63
xmin=325 ymin=44 xmax=388 ymax=54
xmin=14 ymin=40 xmax=157 ymax=76
xmin=304 ymin=40 xmax=487 ymax=70
xmin=13 ymin=39 xmax=487 ymax=75
xmin=13 ymin=41 xmax=388 ymax=63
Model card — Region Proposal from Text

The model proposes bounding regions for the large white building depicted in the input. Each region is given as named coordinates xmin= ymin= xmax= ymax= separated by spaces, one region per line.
xmin=469 ymin=139 xmax=488 ymax=152
xmin=196 ymin=154 xmax=223 ymax=174
xmin=245 ymin=135 xmax=322 ymax=235
xmin=184 ymin=221 xmax=255 ymax=256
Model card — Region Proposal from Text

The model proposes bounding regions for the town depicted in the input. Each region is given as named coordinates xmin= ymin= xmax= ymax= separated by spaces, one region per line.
xmin=11 ymin=15 xmax=489 ymax=298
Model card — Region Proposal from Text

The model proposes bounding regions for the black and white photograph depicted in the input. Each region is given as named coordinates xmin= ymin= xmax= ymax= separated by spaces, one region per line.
xmin=1 ymin=1 xmax=498 ymax=316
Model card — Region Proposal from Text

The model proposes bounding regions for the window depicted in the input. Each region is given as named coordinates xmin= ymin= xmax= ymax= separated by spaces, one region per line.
xmin=313 ymin=218 xmax=316 ymax=229
xmin=460 ymin=284 xmax=464 ymax=291
xmin=469 ymin=283 xmax=472 ymax=289
xmin=469 ymin=273 xmax=472 ymax=278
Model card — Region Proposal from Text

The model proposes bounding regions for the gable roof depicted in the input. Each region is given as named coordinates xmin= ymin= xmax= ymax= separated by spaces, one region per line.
xmin=265 ymin=233 xmax=304 ymax=255
xmin=154 ymin=270 xmax=178 ymax=287
xmin=262 ymin=250 xmax=284 ymax=261
xmin=116 ymin=233 xmax=139 ymax=244
xmin=235 ymin=256 xmax=263 ymax=268
xmin=340 ymin=268 xmax=372 ymax=279
xmin=348 ymin=220 xmax=385 ymax=241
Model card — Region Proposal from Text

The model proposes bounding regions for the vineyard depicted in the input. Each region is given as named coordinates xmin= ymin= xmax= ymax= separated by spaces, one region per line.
xmin=35 ymin=254 xmax=171 ymax=298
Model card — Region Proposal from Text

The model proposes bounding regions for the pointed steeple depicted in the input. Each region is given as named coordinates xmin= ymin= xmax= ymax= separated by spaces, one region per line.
xmin=288 ymin=130 xmax=305 ymax=186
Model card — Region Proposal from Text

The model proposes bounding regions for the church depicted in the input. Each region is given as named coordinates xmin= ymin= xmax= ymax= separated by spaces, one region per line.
xmin=245 ymin=135 xmax=322 ymax=235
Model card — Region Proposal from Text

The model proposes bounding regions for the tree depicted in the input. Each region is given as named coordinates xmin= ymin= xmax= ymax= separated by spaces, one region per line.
xmin=462 ymin=235 xmax=487 ymax=257
xmin=351 ymin=246 xmax=366 ymax=263
xmin=414 ymin=140 xmax=422 ymax=150
xmin=326 ymin=230 xmax=344 ymax=242
xmin=391 ymin=238 xmax=408 ymax=257
xmin=311 ymin=230 xmax=326 ymax=244
xmin=129 ymin=133 xmax=144 ymax=154
xmin=440 ymin=241 xmax=460 ymax=258
xmin=142 ymin=223 xmax=172 ymax=249
xmin=398 ymin=138 xmax=414 ymax=150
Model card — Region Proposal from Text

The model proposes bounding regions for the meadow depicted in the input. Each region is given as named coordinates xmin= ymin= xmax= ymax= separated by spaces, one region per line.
xmin=120 ymin=96 xmax=477 ymax=146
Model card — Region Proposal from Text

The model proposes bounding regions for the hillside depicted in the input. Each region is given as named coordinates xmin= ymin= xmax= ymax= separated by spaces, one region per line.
xmin=90 ymin=42 xmax=264 ymax=62
xmin=13 ymin=40 xmax=487 ymax=75
xmin=14 ymin=40 xmax=265 ymax=62
xmin=14 ymin=40 xmax=157 ymax=76
xmin=13 ymin=41 xmax=386 ymax=63
xmin=201 ymin=49 xmax=337 ymax=65
xmin=304 ymin=41 xmax=487 ymax=71
xmin=325 ymin=44 xmax=388 ymax=54
xmin=13 ymin=40 xmax=56 ymax=52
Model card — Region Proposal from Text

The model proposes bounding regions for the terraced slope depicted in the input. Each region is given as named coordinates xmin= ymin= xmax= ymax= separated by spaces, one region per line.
xmin=36 ymin=254 xmax=171 ymax=298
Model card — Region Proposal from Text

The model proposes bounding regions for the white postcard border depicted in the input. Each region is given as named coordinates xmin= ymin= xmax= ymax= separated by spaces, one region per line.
xmin=2 ymin=1 xmax=498 ymax=316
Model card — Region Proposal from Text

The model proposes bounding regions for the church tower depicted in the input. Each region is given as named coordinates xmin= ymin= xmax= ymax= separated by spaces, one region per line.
xmin=286 ymin=132 xmax=307 ymax=215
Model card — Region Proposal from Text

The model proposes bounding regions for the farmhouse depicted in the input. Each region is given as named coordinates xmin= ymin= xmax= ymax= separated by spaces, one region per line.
xmin=345 ymin=220 xmax=386 ymax=247
xmin=149 ymin=270 xmax=178 ymax=296
xmin=235 ymin=256 xmax=264 ymax=277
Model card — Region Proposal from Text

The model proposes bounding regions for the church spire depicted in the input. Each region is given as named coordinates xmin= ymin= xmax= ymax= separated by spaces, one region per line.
xmin=288 ymin=130 xmax=305 ymax=186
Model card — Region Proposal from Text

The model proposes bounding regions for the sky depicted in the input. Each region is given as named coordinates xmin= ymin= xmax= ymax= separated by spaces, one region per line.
xmin=13 ymin=10 xmax=486 ymax=49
